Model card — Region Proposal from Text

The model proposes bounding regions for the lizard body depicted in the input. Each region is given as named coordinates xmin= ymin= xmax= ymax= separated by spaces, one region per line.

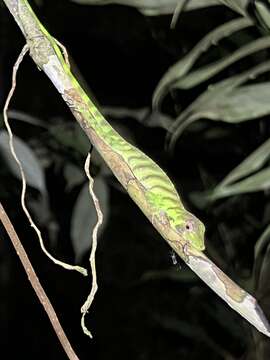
xmin=18 ymin=0 xmax=205 ymax=253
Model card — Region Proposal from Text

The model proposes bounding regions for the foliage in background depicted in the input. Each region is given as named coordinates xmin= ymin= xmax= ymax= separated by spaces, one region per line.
xmin=71 ymin=0 xmax=221 ymax=16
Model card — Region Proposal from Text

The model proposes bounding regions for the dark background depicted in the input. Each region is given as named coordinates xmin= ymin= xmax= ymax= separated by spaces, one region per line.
xmin=1 ymin=1 xmax=270 ymax=359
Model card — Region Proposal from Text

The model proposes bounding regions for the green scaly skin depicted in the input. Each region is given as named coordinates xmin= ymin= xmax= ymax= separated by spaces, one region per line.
xmin=73 ymin=81 xmax=205 ymax=253
xmin=83 ymin=114 xmax=205 ymax=252
xmin=19 ymin=0 xmax=205 ymax=254
xmin=83 ymin=106 xmax=205 ymax=252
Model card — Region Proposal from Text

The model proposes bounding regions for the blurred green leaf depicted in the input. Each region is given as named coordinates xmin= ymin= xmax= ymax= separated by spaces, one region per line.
xmin=193 ymin=166 xmax=270 ymax=207
xmin=0 ymin=130 xmax=46 ymax=194
xmin=71 ymin=0 xmax=220 ymax=16
xmin=253 ymin=0 xmax=270 ymax=33
xmin=64 ymin=163 xmax=85 ymax=190
xmin=220 ymin=137 xmax=270 ymax=187
xmin=254 ymin=224 xmax=270 ymax=263
xmin=253 ymin=225 xmax=270 ymax=301
xmin=218 ymin=0 xmax=248 ymax=16
xmin=186 ymin=60 xmax=270 ymax=116
xmin=173 ymin=36 xmax=270 ymax=90
xmin=167 ymin=60 xmax=270 ymax=150
xmin=209 ymin=167 xmax=270 ymax=200
xmin=103 ymin=106 xmax=173 ymax=130
xmin=170 ymin=0 xmax=188 ymax=29
xmin=7 ymin=110 xmax=46 ymax=128
xmin=152 ymin=17 xmax=252 ymax=108
xmin=49 ymin=122 xmax=90 ymax=155
xmin=168 ymin=82 xmax=270 ymax=148
xmin=103 ymin=106 xmax=148 ymax=121
xmin=193 ymin=135 xmax=270 ymax=205
xmin=71 ymin=178 xmax=109 ymax=261
xmin=146 ymin=111 xmax=174 ymax=130
xmin=188 ymin=82 xmax=270 ymax=123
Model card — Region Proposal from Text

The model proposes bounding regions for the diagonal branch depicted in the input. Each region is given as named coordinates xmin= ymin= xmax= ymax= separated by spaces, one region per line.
xmin=0 ymin=202 xmax=80 ymax=360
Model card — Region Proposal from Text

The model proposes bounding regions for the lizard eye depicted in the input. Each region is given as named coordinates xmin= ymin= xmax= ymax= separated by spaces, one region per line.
xmin=185 ymin=221 xmax=193 ymax=231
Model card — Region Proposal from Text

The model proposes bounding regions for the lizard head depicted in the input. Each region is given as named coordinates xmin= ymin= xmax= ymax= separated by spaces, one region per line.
xmin=173 ymin=211 xmax=205 ymax=251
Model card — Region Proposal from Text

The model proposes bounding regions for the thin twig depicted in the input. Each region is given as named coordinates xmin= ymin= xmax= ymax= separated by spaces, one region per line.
xmin=81 ymin=152 xmax=103 ymax=338
xmin=2 ymin=45 xmax=87 ymax=276
xmin=0 ymin=202 xmax=80 ymax=360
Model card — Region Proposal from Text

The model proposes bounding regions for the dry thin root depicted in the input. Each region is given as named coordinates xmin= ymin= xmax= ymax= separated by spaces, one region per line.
xmin=3 ymin=44 xmax=87 ymax=276
xmin=81 ymin=152 xmax=103 ymax=338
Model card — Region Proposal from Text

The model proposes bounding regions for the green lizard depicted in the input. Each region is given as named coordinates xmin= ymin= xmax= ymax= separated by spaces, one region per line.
xmin=69 ymin=77 xmax=206 ymax=257
xmin=17 ymin=0 xmax=205 ymax=257
xmin=83 ymin=109 xmax=206 ymax=255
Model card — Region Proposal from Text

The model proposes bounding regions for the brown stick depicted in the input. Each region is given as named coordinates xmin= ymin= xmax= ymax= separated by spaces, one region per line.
xmin=0 ymin=202 xmax=80 ymax=360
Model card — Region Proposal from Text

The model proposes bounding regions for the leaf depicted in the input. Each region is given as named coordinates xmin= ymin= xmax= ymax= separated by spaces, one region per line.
xmin=192 ymin=83 xmax=270 ymax=123
xmin=218 ymin=0 xmax=248 ymax=16
xmin=191 ymin=136 xmax=270 ymax=208
xmin=253 ymin=225 xmax=270 ymax=300
xmin=167 ymin=60 xmax=270 ymax=150
xmin=187 ymin=60 xmax=270 ymax=114
xmin=103 ymin=106 xmax=148 ymax=121
xmin=219 ymin=137 xmax=270 ymax=187
xmin=71 ymin=0 xmax=220 ymax=16
xmin=146 ymin=111 xmax=174 ymax=130
xmin=152 ymin=17 xmax=252 ymax=108
xmin=170 ymin=0 xmax=188 ymax=29
xmin=191 ymin=61 xmax=270 ymax=113
xmin=49 ymin=122 xmax=90 ymax=155
xmin=103 ymin=106 xmax=173 ymax=130
xmin=209 ymin=167 xmax=270 ymax=200
xmin=7 ymin=110 xmax=46 ymax=128
xmin=71 ymin=178 xmax=109 ymax=261
xmin=64 ymin=163 xmax=85 ymax=190
xmin=253 ymin=0 xmax=270 ymax=32
xmin=254 ymin=224 xmax=270 ymax=263
xmin=0 ymin=130 xmax=46 ymax=194
xmin=173 ymin=36 xmax=270 ymax=90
